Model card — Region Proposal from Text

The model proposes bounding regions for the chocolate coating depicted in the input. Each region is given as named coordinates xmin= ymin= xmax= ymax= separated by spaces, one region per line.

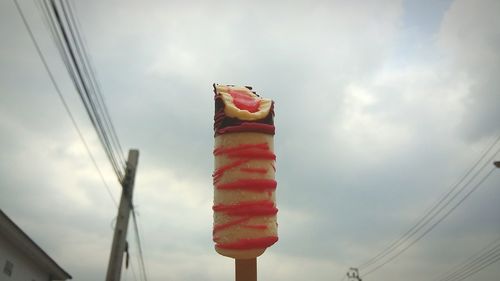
xmin=213 ymin=84 xmax=275 ymax=136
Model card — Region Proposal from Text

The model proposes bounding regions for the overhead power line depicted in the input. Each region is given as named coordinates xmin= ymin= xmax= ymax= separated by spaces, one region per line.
xmin=361 ymin=166 xmax=497 ymax=277
xmin=131 ymin=209 xmax=149 ymax=281
xmin=12 ymin=0 xmax=118 ymax=207
xmin=359 ymin=135 xmax=500 ymax=270
xmin=433 ymin=236 xmax=500 ymax=281
xmin=40 ymin=0 xmax=126 ymax=182
xmin=16 ymin=2 xmax=147 ymax=279
xmin=60 ymin=0 xmax=126 ymax=167
xmin=354 ymin=135 xmax=500 ymax=278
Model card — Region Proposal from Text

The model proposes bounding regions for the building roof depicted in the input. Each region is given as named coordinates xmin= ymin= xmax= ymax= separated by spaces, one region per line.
xmin=0 ymin=209 xmax=72 ymax=280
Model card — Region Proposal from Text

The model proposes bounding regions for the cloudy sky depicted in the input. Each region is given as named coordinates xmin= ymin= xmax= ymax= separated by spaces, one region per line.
xmin=1 ymin=0 xmax=499 ymax=281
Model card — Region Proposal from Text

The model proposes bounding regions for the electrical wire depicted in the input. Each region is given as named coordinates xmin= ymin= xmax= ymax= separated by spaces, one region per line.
xmin=353 ymin=135 xmax=500 ymax=277
xmin=64 ymin=0 xmax=126 ymax=167
xmin=446 ymin=253 xmax=500 ymax=281
xmin=13 ymin=0 xmax=118 ymax=207
xmin=359 ymin=135 xmax=500 ymax=271
xmin=16 ymin=1 xmax=146 ymax=279
xmin=361 ymin=166 xmax=498 ymax=277
xmin=442 ymin=248 xmax=500 ymax=281
xmin=40 ymin=0 xmax=126 ymax=183
xmin=129 ymin=251 xmax=140 ymax=281
xmin=434 ymin=237 xmax=500 ymax=281
xmin=58 ymin=0 xmax=126 ymax=168
xmin=432 ymin=236 xmax=500 ymax=281
xmin=131 ymin=208 xmax=149 ymax=281
xmin=341 ymin=136 xmax=500 ymax=280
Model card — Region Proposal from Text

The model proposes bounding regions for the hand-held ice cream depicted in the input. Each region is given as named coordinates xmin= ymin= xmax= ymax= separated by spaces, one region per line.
xmin=212 ymin=84 xmax=278 ymax=259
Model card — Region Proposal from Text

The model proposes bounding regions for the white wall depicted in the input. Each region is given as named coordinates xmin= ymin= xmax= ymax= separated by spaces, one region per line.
xmin=0 ymin=234 xmax=50 ymax=281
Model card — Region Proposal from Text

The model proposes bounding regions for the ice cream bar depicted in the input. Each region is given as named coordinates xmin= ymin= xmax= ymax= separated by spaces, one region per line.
xmin=212 ymin=84 xmax=278 ymax=259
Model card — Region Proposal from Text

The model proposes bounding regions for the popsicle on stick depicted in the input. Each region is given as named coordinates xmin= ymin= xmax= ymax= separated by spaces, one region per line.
xmin=212 ymin=84 xmax=278 ymax=280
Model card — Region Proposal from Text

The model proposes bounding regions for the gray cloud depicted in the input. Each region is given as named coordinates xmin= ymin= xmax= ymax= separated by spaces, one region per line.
xmin=438 ymin=0 xmax=500 ymax=142
xmin=1 ymin=0 xmax=499 ymax=281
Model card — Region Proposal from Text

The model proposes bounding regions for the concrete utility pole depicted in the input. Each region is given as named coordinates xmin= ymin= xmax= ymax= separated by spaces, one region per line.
xmin=106 ymin=149 xmax=139 ymax=281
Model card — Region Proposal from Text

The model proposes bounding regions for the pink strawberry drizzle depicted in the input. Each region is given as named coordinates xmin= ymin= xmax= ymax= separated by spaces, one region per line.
xmin=213 ymin=142 xmax=278 ymax=250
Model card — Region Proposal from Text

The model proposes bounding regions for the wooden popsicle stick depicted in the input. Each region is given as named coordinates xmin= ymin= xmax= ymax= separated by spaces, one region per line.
xmin=235 ymin=258 xmax=257 ymax=281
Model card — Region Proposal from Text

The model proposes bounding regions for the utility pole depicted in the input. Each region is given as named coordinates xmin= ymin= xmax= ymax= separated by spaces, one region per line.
xmin=106 ymin=149 xmax=139 ymax=281
xmin=347 ymin=267 xmax=362 ymax=281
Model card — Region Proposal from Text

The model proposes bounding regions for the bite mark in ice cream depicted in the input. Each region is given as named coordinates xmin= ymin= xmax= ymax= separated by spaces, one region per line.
xmin=229 ymin=89 xmax=261 ymax=113
xmin=214 ymin=84 xmax=275 ymax=136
